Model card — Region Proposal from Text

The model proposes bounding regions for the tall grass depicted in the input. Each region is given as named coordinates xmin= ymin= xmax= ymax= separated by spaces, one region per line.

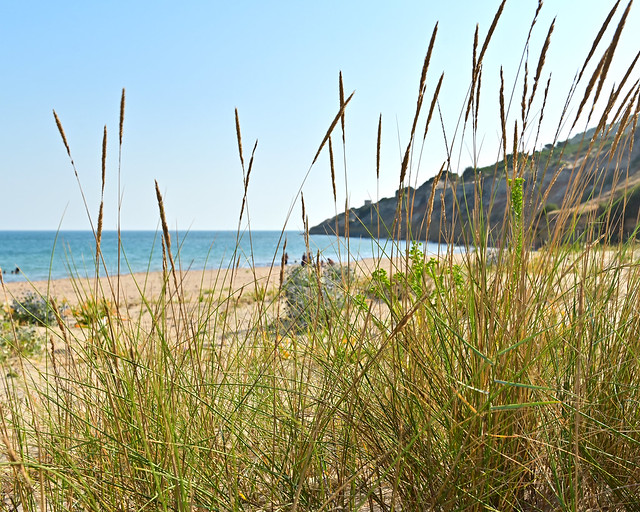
xmin=2 ymin=2 xmax=640 ymax=510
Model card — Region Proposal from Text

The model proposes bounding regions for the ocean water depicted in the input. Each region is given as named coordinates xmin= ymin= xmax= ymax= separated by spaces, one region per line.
xmin=0 ymin=230 xmax=459 ymax=282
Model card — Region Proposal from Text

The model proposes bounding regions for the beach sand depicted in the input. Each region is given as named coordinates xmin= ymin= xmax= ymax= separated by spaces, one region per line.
xmin=1 ymin=257 xmax=397 ymax=309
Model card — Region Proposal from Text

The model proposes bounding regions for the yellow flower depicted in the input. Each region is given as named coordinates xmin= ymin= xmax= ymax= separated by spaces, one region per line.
xmin=280 ymin=348 xmax=291 ymax=359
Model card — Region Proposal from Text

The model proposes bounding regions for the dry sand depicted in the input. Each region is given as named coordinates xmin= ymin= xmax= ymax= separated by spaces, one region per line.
xmin=1 ymin=257 xmax=396 ymax=308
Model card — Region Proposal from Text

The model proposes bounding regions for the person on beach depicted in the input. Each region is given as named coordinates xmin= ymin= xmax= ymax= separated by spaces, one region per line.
xmin=301 ymin=253 xmax=307 ymax=266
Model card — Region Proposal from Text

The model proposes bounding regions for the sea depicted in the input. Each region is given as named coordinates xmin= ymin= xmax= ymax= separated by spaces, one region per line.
xmin=0 ymin=230 xmax=459 ymax=283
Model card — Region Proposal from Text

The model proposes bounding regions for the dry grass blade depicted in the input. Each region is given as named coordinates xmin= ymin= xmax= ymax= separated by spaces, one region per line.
xmin=419 ymin=22 xmax=439 ymax=98
xmin=572 ymin=51 xmax=607 ymax=131
xmin=532 ymin=73 xmax=552 ymax=160
xmin=155 ymin=180 xmax=179 ymax=292
xmin=466 ymin=25 xmax=479 ymax=123
xmin=417 ymin=23 xmax=439 ymax=110
xmin=119 ymin=88 xmax=126 ymax=146
xmin=400 ymin=28 xmax=439 ymax=185
xmin=476 ymin=0 xmax=506 ymax=74
xmin=610 ymin=85 xmax=639 ymax=155
xmin=423 ymin=72 xmax=444 ymax=141
xmin=96 ymin=202 xmax=104 ymax=257
xmin=53 ymin=109 xmax=71 ymax=159
xmin=101 ymin=125 xmax=107 ymax=196
xmin=329 ymin=135 xmax=337 ymax=202
xmin=475 ymin=65 xmax=482 ymax=128
xmin=591 ymin=1 xmax=634 ymax=114
xmin=577 ymin=0 xmax=621 ymax=83
xmin=573 ymin=0 xmax=632 ymax=131
xmin=472 ymin=24 xmax=478 ymax=78
xmin=96 ymin=125 xmax=107 ymax=258
xmin=311 ymin=91 xmax=355 ymax=165
xmin=239 ymin=140 xmax=258 ymax=223
xmin=399 ymin=142 xmax=412 ymax=185
xmin=527 ymin=19 xmax=555 ymax=117
xmin=235 ymin=107 xmax=245 ymax=173
xmin=521 ymin=61 xmax=528 ymax=125
xmin=52 ymin=109 xmax=97 ymax=235
xmin=400 ymin=23 xmax=439 ymax=183
xmin=424 ymin=162 xmax=445 ymax=236
xmin=339 ymin=71 xmax=346 ymax=144
xmin=245 ymin=140 xmax=258 ymax=191
xmin=279 ymin=239 xmax=287 ymax=289
xmin=154 ymin=180 xmax=172 ymax=256
xmin=376 ymin=114 xmax=382 ymax=180
xmin=1 ymin=426 xmax=33 ymax=491
xmin=500 ymin=67 xmax=507 ymax=166
xmin=513 ymin=120 xmax=519 ymax=179
xmin=596 ymin=50 xmax=640 ymax=136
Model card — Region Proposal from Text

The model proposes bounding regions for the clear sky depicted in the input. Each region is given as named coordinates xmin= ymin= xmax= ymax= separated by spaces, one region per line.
xmin=1 ymin=1 xmax=639 ymax=231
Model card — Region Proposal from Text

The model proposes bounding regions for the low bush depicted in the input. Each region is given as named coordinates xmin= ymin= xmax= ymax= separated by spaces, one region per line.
xmin=10 ymin=292 xmax=59 ymax=326
xmin=281 ymin=263 xmax=353 ymax=331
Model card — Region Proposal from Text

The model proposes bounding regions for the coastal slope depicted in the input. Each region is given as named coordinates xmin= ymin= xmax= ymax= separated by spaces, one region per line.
xmin=310 ymin=124 xmax=640 ymax=246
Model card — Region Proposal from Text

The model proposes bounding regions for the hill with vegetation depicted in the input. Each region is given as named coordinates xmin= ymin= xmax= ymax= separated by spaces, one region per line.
xmin=310 ymin=123 xmax=640 ymax=247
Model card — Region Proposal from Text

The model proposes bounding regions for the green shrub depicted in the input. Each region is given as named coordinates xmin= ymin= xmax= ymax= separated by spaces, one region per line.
xmin=281 ymin=264 xmax=352 ymax=331
xmin=70 ymin=297 xmax=115 ymax=327
xmin=10 ymin=292 xmax=58 ymax=326
xmin=0 ymin=322 xmax=44 ymax=362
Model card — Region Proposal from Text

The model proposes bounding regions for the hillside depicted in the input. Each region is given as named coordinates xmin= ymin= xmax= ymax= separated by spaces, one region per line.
xmin=309 ymin=124 xmax=640 ymax=246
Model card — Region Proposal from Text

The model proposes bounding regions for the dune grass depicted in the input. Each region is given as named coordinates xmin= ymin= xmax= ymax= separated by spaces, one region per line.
xmin=3 ymin=2 xmax=640 ymax=510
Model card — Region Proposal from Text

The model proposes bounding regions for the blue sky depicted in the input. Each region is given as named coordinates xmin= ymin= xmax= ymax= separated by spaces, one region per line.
xmin=1 ymin=1 xmax=638 ymax=231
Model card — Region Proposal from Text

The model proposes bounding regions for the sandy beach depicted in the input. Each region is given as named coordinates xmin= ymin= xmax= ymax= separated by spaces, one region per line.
xmin=0 ymin=257 xmax=401 ymax=318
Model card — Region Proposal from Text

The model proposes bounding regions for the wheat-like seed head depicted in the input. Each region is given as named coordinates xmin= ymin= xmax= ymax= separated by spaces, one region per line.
xmin=610 ymin=87 xmax=639 ymax=155
xmin=425 ymin=163 xmax=445 ymax=237
xmin=475 ymin=65 xmax=482 ymax=129
xmin=607 ymin=79 xmax=640 ymax=133
xmin=245 ymin=140 xmax=258 ymax=192
xmin=419 ymin=23 xmax=438 ymax=98
xmin=339 ymin=72 xmax=346 ymax=144
xmin=596 ymin=51 xmax=640 ymax=137
xmin=593 ymin=2 xmax=632 ymax=107
xmin=472 ymin=23 xmax=478 ymax=78
xmin=53 ymin=110 xmax=71 ymax=158
xmin=235 ymin=108 xmax=245 ymax=173
xmin=574 ymin=53 xmax=606 ymax=131
xmin=499 ymin=68 xmax=507 ymax=171
xmin=376 ymin=114 xmax=382 ymax=180
xmin=96 ymin=202 xmax=104 ymax=257
xmin=513 ymin=120 xmax=519 ymax=179
xmin=466 ymin=24 xmax=479 ymax=123
xmin=312 ymin=91 xmax=354 ymax=166
xmin=521 ymin=61 xmax=528 ymax=126
xmin=161 ymin=236 xmax=167 ymax=278
xmin=531 ymin=73 xmax=553 ymax=176
xmin=119 ymin=88 xmax=126 ymax=146
xmin=423 ymin=73 xmax=444 ymax=142
xmin=528 ymin=19 xmax=555 ymax=117
xmin=101 ymin=125 xmax=107 ymax=197
xmin=574 ymin=1 xmax=632 ymax=131
xmin=577 ymin=0 xmax=621 ymax=83
xmin=155 ymin=180 xmax=171 ymax=252
xmin=476 ymin=0 xmax=506 ymax=75
xmin=329 ymin=136 xmax=336 ymax=202
xmin=279 ymin=239 xmax=287 ymax=289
